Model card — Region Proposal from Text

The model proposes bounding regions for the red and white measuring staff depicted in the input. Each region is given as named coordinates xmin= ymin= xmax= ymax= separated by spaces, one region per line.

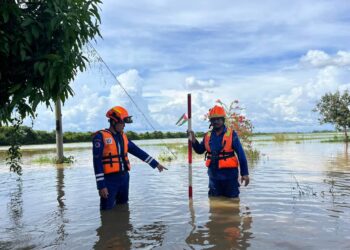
xmin=188 ymin=93 xmax=193 ymax=199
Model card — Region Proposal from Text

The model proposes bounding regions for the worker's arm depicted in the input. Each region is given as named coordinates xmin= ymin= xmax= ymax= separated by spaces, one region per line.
xmin=128 ymin=140 xmax=167 ymax=171
xmin=232 ymin=131 xmax=250 ymax=186
xmin=192 ymin=138 xmax=206 ymax=154
xmin=92 ymin=132 xmax=107 ymax=190
xmin=188 ymin=130 xmax=206 ymax=154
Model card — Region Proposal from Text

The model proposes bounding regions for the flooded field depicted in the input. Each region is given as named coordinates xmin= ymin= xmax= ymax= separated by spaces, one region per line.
xmin=0 ymin=137 xmax=350 ymax=249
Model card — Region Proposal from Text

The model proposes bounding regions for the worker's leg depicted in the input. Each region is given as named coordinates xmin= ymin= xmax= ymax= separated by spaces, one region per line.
xmin=222 ymin=170 xmax=240 ymax=198
xmin=116 ymin=172 xmax=130 ymax=205
xmin=100 ymin=185 xmax=118 ymax=210
xmin=208 ymin=177 xmax=223 ymax=197
xmin=100 ymin=174 xmax=119 ymax=210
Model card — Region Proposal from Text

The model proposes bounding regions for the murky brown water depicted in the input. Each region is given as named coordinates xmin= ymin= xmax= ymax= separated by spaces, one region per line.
xmin=1 ymin=139 xmax=350 ymax=249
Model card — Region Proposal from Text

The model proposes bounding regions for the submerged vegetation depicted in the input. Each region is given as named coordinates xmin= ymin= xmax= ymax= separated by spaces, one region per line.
xmin=272 ymin=134 xmax=288 ymax=142
xmin=320 ymin=135 xmax=347 ymax=143
xmin=33 ymin=155 xmax=75 ymax=164
xmin=157 ymin=143 xmax=192 ymax=162
xmin=291 ymin=174 xmax=340 ymax=200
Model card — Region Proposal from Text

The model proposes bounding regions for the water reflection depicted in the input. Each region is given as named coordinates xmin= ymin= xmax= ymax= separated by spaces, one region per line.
xmin=3 ymin=139 xmax=350 ymax=249
xmin=54 ymin=165 xmax=67 ymax=245
xmin=186 ymin=198 xmax=253 ymax=249
xmin=94 ymin=204 xmax=132 ymax=250
xmin=131 ymin=221 xmax=166 ymax=249
xmin=5 ymin=178 xmax=25 ymax=249
xmin=328 ymin=143 xmax=350 ymax=170
xmin=7 ymin=178 xmax=23 ymax=230
xmin=94 ymin=205 xmax=167 ymax=249
xmin=4 ymin=178 xmax=36 ymax=249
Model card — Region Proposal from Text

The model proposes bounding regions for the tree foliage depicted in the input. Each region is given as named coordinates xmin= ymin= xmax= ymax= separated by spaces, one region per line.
xmin=0 ymin=0 xmax=101 ymax=174
xmin=0 ymin=0 xmax=101 ymax=124
xmin=5 ymin=118 xmax=23 ymax=175
xmin=314 ymin=90 xmax=350 ymax=142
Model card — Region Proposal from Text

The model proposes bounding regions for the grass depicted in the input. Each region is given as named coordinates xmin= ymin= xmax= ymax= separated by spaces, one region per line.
xmin=252 ymin=132 xmax=345 ymax=143
xmin=158 ymin=151 xmax=177 ymax=162
xmin=271 ymin=134 xmax=312 ymax=143
xmin=273 ymin=134 xmax=288 ymax=142
xmin=321 ymin=135 xmax=348 ymax=143
xmin=32 ymin=155 xmax=75 ymax=164
xmin=157 ymin=143 xmax=189 ymax=162
xmin=32 ymin=156 xmax=56 ymax=164
xmin=245 ymin=148 xmax=260 ymax=162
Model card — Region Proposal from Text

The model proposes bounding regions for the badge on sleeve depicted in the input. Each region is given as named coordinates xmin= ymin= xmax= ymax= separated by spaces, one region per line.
xmin=94 ymin=141 xmax=101 ymax=148
xmin=105 ymin=138 xmax=113 ymax=144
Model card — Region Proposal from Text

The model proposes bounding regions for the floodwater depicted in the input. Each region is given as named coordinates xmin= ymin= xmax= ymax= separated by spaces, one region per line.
xmin=0 ymin=138 xmax=350 ymax=249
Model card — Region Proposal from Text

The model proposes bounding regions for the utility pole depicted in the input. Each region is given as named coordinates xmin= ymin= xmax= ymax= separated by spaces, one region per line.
xmin=55 ymin=99 xmax=64 ymax=163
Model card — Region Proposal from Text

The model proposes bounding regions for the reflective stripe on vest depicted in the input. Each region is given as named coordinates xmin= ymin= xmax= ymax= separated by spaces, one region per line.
xmin=204 ymin=128 xmax=239 ymax=169
xmin=100 ymin=130 xmax=130 ymax=174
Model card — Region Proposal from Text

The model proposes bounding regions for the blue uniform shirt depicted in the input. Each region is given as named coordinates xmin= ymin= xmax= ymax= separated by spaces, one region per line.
xmin=192 ymin=126 xmax=249 ymax=180
xmin=92 ymin=129 xmax=159 ymax=190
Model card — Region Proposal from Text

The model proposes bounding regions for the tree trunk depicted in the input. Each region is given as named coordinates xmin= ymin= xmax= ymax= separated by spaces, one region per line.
xmin=344 ymin=126 xmax=349 ymax=143
xmin=55 ymin=99 xmax=64 ymax=163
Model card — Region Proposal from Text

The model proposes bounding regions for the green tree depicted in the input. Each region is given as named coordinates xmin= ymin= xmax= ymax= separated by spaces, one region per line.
xmin=314 ymin=90 xmax=350 ymax=142
xmin=0 ymin=0 xmax=101 ymax=174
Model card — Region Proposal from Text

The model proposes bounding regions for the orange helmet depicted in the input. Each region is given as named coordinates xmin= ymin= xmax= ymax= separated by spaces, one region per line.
xmin=106 ymin=106 xmax=133 ymax=123
xmin=208 ymin=105 xmax=226 ymax=119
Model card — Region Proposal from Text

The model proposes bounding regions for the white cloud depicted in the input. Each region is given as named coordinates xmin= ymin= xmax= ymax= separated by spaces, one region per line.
xmin=334 ymin=51 xmax=350 ymax=66
xmin=184 ymin=76 xmax=217 ymax=90
xmin=300 ymin=50 xmax=331 ymax=67
xmin=270 ymin=87 xmax=303 ymax=122
xmin=25 ymin=69 xmax=157 ymax=132
xmin=301 ymin=50 xmax=350 ymax=68
xmin=22 ymin=1 xmax=350 ymax=133
xmin=267 ymin=65 xmax=349 ymax=125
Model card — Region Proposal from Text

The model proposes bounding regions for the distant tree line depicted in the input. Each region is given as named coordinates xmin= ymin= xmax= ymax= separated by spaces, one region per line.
xmin=0 ymin=126 xmax=205 ymax=146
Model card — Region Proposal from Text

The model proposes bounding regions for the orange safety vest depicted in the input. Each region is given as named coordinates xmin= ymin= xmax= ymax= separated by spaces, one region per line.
xmin=204 ymin=128 xmax=239 ymax=169
xmin=99 ymin=130 xmax=130 ymax=174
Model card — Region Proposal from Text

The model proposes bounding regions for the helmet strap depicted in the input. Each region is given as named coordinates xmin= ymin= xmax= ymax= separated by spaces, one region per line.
xmin=109 ymin=119 xmax=119 ymax=133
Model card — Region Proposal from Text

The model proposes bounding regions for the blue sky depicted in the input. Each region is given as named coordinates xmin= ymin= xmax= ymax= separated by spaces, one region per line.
xmin=26 ymin=0 xmax=350 ymax=133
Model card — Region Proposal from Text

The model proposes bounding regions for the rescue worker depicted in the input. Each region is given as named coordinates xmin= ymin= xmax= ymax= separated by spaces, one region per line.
xmin=188 ymin=105 xmax=249 ymax=198
xmin=93 ymin=106 xmax=167 ymax=210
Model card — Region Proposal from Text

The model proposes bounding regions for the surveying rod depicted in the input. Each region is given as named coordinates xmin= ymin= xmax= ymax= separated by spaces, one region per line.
xmin=188 ymin=93 xmax=193 ymax=199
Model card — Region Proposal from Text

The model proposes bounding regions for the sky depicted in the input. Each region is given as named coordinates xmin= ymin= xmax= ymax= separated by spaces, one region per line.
xmin=25 ymin=0 xmax=350 ymax=133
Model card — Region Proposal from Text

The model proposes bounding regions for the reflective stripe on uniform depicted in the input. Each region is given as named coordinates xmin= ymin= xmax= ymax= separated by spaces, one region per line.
xmin=145 ymin=156 xmax=153 ymax=164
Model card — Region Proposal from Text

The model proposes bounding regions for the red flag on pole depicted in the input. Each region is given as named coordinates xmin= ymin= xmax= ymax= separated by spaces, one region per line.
xmin=175 ymin=113 xmax=188 ymax=126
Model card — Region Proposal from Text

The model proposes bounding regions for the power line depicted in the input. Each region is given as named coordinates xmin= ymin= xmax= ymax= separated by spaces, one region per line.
xmin=88 ymin=42 xmax=177 ymax=157
xmin=88 ymin=42 xmax=157 ymax=132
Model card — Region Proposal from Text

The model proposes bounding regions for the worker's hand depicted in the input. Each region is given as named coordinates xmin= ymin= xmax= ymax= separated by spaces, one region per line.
xmin=241 ymin=175 xmax=250 ymax=186
xmin=156 ymin=163 xmax=168 ymax=172
xmin=187 ymin=130 xmax=196 ymax=142
xmin=99 ymin=187 xmax=109 ymax=199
